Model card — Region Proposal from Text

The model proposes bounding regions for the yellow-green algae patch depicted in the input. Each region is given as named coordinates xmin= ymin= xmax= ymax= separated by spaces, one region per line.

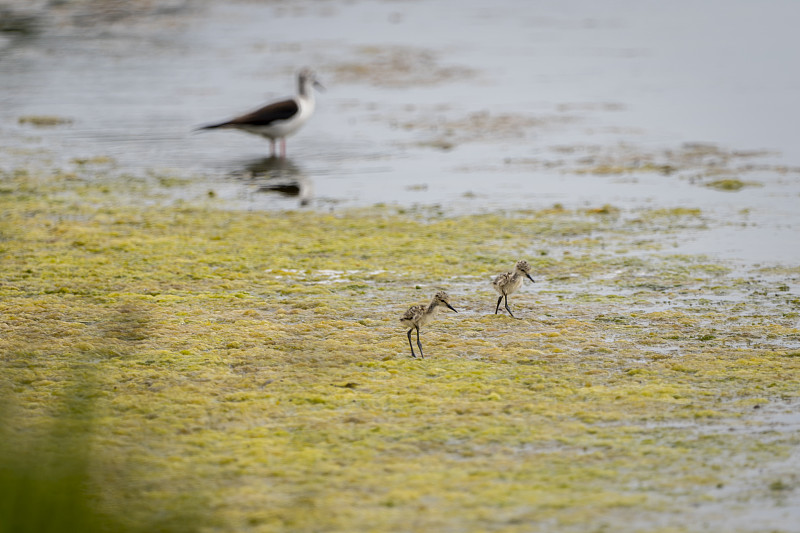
xmin=1 ymin=169 xmax=799 ymax=532
xmin=18 ymin=115 xmax=74 ymax=127
xmin=704 ymin=178 xmax=762 ymax=191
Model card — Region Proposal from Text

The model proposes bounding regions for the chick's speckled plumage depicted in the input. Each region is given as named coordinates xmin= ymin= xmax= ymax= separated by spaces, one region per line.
xmin=492 ymin=260 xmax=535 ymax=317
xmin=400 ymin=291 xmax=457 ymax=358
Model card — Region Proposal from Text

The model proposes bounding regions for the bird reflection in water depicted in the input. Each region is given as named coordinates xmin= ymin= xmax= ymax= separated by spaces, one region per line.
xmin=241 ymin=156 xmax=313 ymax=207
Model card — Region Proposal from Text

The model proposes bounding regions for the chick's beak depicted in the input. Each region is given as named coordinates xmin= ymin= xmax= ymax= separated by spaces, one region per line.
xmin=526 ymin=273 xmax=535 ymax=283
xmin=446 ymin=303 xmax=458 ymax=313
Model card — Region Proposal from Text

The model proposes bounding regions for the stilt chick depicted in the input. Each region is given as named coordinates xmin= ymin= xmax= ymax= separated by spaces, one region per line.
xmin=492 ymin=260 xmax=535 ymax=317
xmin=400 ymin=291 xmax=457 ymax=358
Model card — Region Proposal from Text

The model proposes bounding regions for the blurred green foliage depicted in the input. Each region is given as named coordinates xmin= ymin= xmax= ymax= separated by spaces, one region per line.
xmin=0 ymin=381 xmax=203 ymax=533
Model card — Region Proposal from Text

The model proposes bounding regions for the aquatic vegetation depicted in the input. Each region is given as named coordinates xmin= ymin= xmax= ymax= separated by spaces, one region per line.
xmin=17 ymin=115 xmax=73 ymax=127
xmin=1 ymin=168 xmax=798 ymax=531
xmin=562 ymin=142 xmax=793 ymax=194
xmin=332 ymin=45 xmax=476 ymax=88
xmin=398 ymin=109 xmax=575 ymax=149
xmin=704 ymin=178 xmax=761 ymax=191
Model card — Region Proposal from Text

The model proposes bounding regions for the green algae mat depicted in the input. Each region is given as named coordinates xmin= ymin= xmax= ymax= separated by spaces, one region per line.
xmin=1 ymin=168 xmax=799 ymax=533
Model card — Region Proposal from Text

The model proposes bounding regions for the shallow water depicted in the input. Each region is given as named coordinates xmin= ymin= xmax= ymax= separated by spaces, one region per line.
xmin=2 ymin=0 xmax=800 ymax=263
